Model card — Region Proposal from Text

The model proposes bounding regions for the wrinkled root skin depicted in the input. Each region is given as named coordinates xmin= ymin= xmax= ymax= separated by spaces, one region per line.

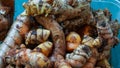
xmin=0 ymin=15 xmax=31 ymax=68
xmin=0 ymin=0 xmax=120 ymax=68
xmin=0 ymin=0 xmax=14 ymax=41
xmin=35 ymin=16 xmax=66 ymax=62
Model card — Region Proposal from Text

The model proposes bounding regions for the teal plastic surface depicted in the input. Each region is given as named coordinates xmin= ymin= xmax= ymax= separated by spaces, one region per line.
xmin=15 ymin=0 xmax=120 ymax=68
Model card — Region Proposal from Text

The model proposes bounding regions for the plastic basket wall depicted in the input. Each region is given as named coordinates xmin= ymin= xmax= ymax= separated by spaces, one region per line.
xmin=15 ymin=0 xmax=120 ymax=68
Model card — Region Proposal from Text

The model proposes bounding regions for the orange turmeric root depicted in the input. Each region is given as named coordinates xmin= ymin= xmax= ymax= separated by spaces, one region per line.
xmin=0 ymin=0 xmax=14 ymax=41
xmin=23 ymin=0 xmax=91 ymax=22
xmin=82 ymin=48 xmax=98 ymax=68
xmin=54 ymin=55 xmax=72 ymax=68
xmin=96 ymin=20 xmax=119 ymax=68
xmin=66 ymin=45 xmax=91 ymax=68
xmin=5 ymin=45 xmax=52 ymax=68
xmin=0 ymin=15 xmax=9 ymax=40
xmin=0 ymin=0 xmax=14 ymax=24
xmin=0 ymin=13 xmax=31 ymax=67
xmin=35 ymin=16 xmax=66 ymax=62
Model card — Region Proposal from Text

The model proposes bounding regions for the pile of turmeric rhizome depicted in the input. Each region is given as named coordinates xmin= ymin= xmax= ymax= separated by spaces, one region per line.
xmin=0 ymin=0 xmax=119 ymax=68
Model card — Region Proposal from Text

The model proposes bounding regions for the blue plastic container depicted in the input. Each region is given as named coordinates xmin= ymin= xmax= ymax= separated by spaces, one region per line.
xmin=15 ymin=0 xmax=120 ymax=68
